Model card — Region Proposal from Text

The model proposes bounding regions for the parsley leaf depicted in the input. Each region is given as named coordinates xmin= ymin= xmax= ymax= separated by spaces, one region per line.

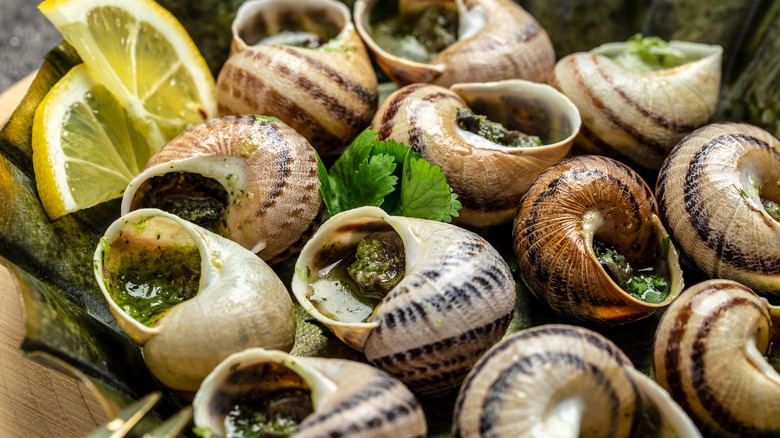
xmin=317 ymin=129 xmax=461 ymax=222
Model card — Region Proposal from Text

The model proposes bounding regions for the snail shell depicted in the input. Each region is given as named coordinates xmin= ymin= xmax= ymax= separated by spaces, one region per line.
xmin=291 ymin=206 xmax=516 ymax=396
xmin=513 ymin=155 xmax=684 ymax=324
xmin=121 ymin=115 xmax=322 ymax=265
xmin=656 ymin=123 xmax=780 ymax=295
xmin=654 ymin=279 xmax=780 ymax=437
xmin=192 ymin=348 xmax=427 ymax=438
xmin=217 ymin=0 xmax=378 ymax=157
xmin=372 ymin=80 xmax=581 ymax=227
xmin=354 ymin=0 xmax=555 ymax=86
xmin=454 ymin=324 xmax=700 ymax=438
xmin=93 ymin=209 xmax=296 ymax=392
xmin=552 ymin=40 xmax=722 ymax=170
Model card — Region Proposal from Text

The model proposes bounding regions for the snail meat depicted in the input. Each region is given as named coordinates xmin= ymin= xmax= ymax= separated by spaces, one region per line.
xmin=292 ymin=206 xmax=516 ymax=396
xmin=193 ymin=349 xmax=427 ymax=437
xmin=455 ymin=108 xmax=543 ymax=148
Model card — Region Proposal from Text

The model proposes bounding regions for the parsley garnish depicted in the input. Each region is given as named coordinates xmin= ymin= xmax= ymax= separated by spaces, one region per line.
xmin=317 ymin=129 xmax=462 ymax=222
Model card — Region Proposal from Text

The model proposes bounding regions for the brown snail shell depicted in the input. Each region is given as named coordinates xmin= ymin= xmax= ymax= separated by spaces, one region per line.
xmin=217 ymin=0 xmax=378 ymax=157
xmin=656 ymin=123 xmax=780 ymax=295
xmin=354 ymin=0 xmax=555 ymax=86
xmin=372 ymin=80 xmax=581 ymax=227
xmin=192 ymin=348 xmax=427 ymax=437
xmin=93 ymin=209 xmax=296 ymax=392
xmin=454 ymin=324 xmax=701 ymax=437
xmin=121 ymin=115 xmax=322 ymax=265
xmin=513 ymin=155 xmax=684 ymax=324
xmin=654 ymin=279 xmax=780 ymax=437
xmin=291 ymin=206 xmax=516 ymax=396
xmin=552 ymin=40 xmax=722 ymax=170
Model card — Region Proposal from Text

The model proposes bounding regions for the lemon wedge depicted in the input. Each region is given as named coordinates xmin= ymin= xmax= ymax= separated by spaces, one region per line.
xmin=33 ymin=0 xmax=216 ymax=219
xmin=33 ymin=64 xmax=152 ymax=219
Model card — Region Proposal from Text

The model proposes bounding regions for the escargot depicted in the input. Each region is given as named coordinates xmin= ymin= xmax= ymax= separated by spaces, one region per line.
xmin=291 ymin=206 xmax=516 ymax=396
xmin=93 ymin=209 xmax=296 ymax=392
xmin=193 ymin=349 xmax=427 ymax=437
xmin=354 ymin=0 xmax=555 ymax=86
xmin=217 ymin=0 xmax=378 ymax=157
xmin=121 ymin=115 xmax=322 ymax=265
xmin=552 ymin=35 xmax=722 ymax=170
xmin=513 ymin=155 xmax=684 ymax=324
xmin=654 ymin=279 xmax=780 ymax=437
xmin=373 ymin=80 xmax=581 ymax=227
xmin=656 ymin=123 xmax=780 ymax=295
xmin=454 ymin=324 xmax=701 ymax=437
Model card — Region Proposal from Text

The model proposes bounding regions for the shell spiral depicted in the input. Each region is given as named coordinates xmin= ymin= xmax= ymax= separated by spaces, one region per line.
xmin=513 ymin=155 xmax=684 ymax=324
xmin=193 ymin=349 xmax=427 ymax=437
xmin=454 ymin=324 xmax=700 ymax=438
xmin=122 ymin=115 xmax=322 ymax=265
xmin=656 ymin=123 xmax=780 ymax=295
xmin=552 ymin=41 xmax=722 ymax=170
xmin=292 ymin=206 xmax=517 ymax=396
xmin=217 ymin=0 xmax=378 ymax=157
xmin=654 ymin=279 xmax=780 ymax=437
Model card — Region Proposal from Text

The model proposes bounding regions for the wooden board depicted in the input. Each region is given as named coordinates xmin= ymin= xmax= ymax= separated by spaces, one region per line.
xmin=0 ymin=74 xmax=107 ymax=437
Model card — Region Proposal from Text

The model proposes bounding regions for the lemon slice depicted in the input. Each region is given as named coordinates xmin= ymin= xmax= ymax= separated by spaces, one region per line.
xmin=33 ymin=64 xmax=152 ymax=219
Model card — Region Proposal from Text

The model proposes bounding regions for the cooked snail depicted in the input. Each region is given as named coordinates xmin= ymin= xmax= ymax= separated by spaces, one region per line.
xmin=93 ymin=209 xmax=296 ymax=392
xmin=654 ymin=279 xmax=780 ymax=437
xmin=121 ymin=115 xmax=322 ymax=265
xmin=354 ymin=0 xmax=555 ymax=86
xmin=656 ymin=123 xmax=780 ymax=295
xmin=372 ymin=80 xmax=580 ymax=227
xmin=291 ymin=206 xmax=516 ymax=396
xmin=217 ymin=0 xmax=378 ymax=157
xmin=192 ymin=349 xmax=427 ymax=437
xmin=552 ymin=36 xmax=722 ymax=170
xmin=454 ymin=324 xmax=701 ymax=437
xmin=513 ymin=155 xmax=684 ymax=324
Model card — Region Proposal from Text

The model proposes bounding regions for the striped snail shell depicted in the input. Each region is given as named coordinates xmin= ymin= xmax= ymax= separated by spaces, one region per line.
xmin=354 ymin=0 xmax=555 ymax=86
xmin=193 ymin=349 xmax=427 ymax=438
xmin=656 ymin=123 xmax=780 ymax=295
xmin=513 ymin=155 xmax=684 ymax=324
xmin=291 ymin=206 xmax=516 ymax=396
xmin=217 ymin=0 xmax=378 ymax=157
xmin=122 ymin=115 xmax=322 ymax=265
xmin=552 ymin=40 xmax=722 ymax=170
xmin=93 ymin=209 xmax=296 ymax=392
xmin=454 ymin=325 xmax=701 ymax=437
xmin=654 ymin=279 xmax=780 ymax=437
xmin=373 ymin=80 xmax=581 ymax=227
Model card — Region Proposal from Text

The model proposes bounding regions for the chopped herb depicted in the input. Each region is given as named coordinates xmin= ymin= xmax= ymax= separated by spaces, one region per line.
xmin=456 ymin=108 xmax=543 ymax=148
xmin=370 ymin=3 xmax=458 ymax=63
xmin=660 ymin=235 xmax=670 ymax=260
xmin=347 ymin=232 xmax=405 ymax=300
xmin=317 ymin=129 xmax=461 ymax=222
xmin=612 ymin=34 xmax=687 ymax=72
xmin=594 ymin=241 xmax=670 ymax=303
xmin=762 ymin=198 xmax=780 ymax=222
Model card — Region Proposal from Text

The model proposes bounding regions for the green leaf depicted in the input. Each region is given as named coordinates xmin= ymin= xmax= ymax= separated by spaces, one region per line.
xmin=394 ymin=156 xmax=461 ymax=223
xmin=343 ymin=153 xmax=398 ymax=209
xmin=315 ymin=152 xmax=337 ymax=215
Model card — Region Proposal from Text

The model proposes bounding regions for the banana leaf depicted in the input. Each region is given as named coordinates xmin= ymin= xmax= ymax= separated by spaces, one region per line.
xmin=1 ymin=1 xmax=779 ymax=437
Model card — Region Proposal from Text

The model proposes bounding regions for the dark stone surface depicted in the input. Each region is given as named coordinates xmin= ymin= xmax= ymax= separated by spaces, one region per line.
xmin=0 ymin=0 xmax=60 ymax=93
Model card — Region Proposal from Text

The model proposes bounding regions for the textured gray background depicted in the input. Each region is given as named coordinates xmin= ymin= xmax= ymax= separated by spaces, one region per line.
xmin=0 ymin=0 xmax=60 ymax=92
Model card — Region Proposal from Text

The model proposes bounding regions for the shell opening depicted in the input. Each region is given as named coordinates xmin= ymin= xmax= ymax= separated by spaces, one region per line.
xmin=233 ymin=0 xmax=347 ymax=50
xmin=305 ymin=220 xmax=405 ymax=324
xmin=129 ymin=172 xmax=230 ymax=234
xmin=206 ymin=360 xmax=314 ymax=437
xmin=593 ymin=39 xmax=722 ymax=73
xmin=99 ymin=215 xmax=202 ymax=327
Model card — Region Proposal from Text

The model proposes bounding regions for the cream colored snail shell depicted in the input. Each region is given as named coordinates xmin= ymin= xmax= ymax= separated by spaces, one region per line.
xmin=454 ymin=324 xmax=701 ymax=437
xmin=372 ymin=80 xmax=581 ymax=227
xmin=93 ymin=209 xmax=296 ymax=392
xmin=121 ymin=115 xmax=322 ymax=265
xmin=291 ymin=206 xmax=516 ymax=396
xmin=552 ymin=40 xmax=722 ymax=170
xmin=217 ymin=0 xmax=378 ymax=157
xmin=193 ymin=349 xmax=427 ymax=438
xmin=354 ymin=0 xmax=555 ymax=86
xmin=654 ymin=279 xmax=780 ymax=437
xmin=656 ymin=123 xmax=780 ymax=295
xmin=513 ymin=155 xmax=684 ymax=324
